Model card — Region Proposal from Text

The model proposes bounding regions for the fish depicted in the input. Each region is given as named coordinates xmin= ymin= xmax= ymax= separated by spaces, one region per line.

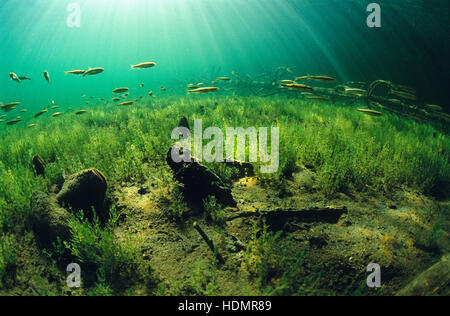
xmin=188 ymin=84 xmax=199 ymax=89
xmin=281 ymin=83 xmax=314 ymax=92
xmin=1 ymin=102 xmax=20 ymax=112
xmin=301 ymin=92 xmax=314 ymax=96
xmin=6 ymin=119 xmax=22 ymax=125
xmin=306 ymin=96 xmax=330 ymax=102
xmin=112 ymin=97 xmax=121 ymax=102
xmin=345 ymin=88 xmax=367 ymax=96
xmin=28 ymin=124 xmax=37 ymax=128
xmin=148 ymin=91 xmax=153 ymax=96
xmin=197 ymin=83 xmax=204 ymax=87
xmin=188 ymin=87 xmax=220 ymax=94
xmin=34 ymin=109 xmax=48 ymax=118
xmin=2 ymin=101 xmax=20 ymax=107
xmin=51 ymin=106 xmax=59 ymax=110
xmin=160 ymin=86 xmax=167 ymax=91
xmin=356 ymin=109 xmax=383 ymax=116
xmin=0 ymin=114 xmax=6 ymax=119
xmin=52 ymin=112 xmax=64 ymax=117
xmin=65 ymin=70 xmax=86 ymax=75
xmin=396 ymin=84 xmax=416 ymax=95
xmin=44 ymin=70 xmax=50 ymax=83
xmin=20 ymin=109 xmax=27 ymax=112
xmin=83 ymin=67 xmax=104 ymax=77
xmin=75 ymin=110 xmax=87 ymax=115
xmin=117 ymin=101 xmax=135 ymax=106
xmin=18 ymin=76 xmax=31 ymax=80
xmin=140 ymin=83 xmax=145 ymax=88
xmin=9 ymin=72 xmax=21 ymax=83
xmin=388 ymin=98 xmax=403 ymax=104
xmin=81 ymin=94 xmax=86 ymax=98
xmin=296 ymin=75 xmax=336 ymax=83
xmin=391 ymin=90 xmax=416 ymax=101
xmin=425 ymin=104 xmax=443 ymax=112
xmin=211 ymin=81 xmax=217 ymax=85
xmin=216 ymin=77 xmax=231 ymax=81
xmin=131 ymin=62 xmax=156 ymax=69
xmin=113 ymin=87 xmax=129 ymax=94
xmin=280 ymin=80 xmax=296 ymax=84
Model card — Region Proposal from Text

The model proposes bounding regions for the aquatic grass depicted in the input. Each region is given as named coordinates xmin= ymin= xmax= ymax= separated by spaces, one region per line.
xmin=0 ymin=233 xmax=18 ymax=288
xmin=242 ymin=219 xmax=284 ymax=289
xmin=203 ymin=195 xmax=226 ymax=226
xmin=0 ymin=95 xmax=448 ymax=199
xmin=64 ymin=208 xmax=155 ymax=293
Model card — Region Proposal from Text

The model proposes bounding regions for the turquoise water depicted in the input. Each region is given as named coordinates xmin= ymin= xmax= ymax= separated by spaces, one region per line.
xmin=0 ymin=0 xmax=448 ymax=111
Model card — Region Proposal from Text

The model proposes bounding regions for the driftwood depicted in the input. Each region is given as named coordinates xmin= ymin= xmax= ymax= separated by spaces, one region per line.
xmin=226 ymin=206 xmax=348 ymax=229
xmin=166 ymin=144 xmax=237 ymax=207
xmin=396 ymin=254 xmax=450 ymax=296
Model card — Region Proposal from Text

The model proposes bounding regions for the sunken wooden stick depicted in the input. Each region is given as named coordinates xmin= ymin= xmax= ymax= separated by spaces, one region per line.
xmin=193 ymin=221 xmax=224 ymax=264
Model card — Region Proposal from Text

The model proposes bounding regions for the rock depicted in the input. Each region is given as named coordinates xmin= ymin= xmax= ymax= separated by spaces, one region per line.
xmin=31 ymin=191 xmax=72 ymax=243
xmin=32 ymin=155 xmax=46 ymax=177
xmin=396 ymin=254 xmax=450 ymax=296
xmin=56 ymin=168 xmax=108 ymax=220
xmin=166 ymin=145 xmax=236 ymax=207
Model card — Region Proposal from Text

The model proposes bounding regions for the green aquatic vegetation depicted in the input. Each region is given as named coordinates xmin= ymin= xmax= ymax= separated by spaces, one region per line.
xmin=2 ymin=95 xmax=447 ymax=200
xmin=416 ymin=206 xmax=448 ymax=253
xmin=205 ymin=163 xmax=241 ymax=187
xmin=0 ymin=234 xmax=18 ymax=288
xmin=242 ymin=219 xmax=283 ymax=289
xmin=87 ymin=268 xmax=113 ymax=296
xmin=203 ymin=195 xmax=226 ymax=226
xmin=64 ymin=207 xmax=154 ymax=292
xmin=0 ymin=162 xmax=47 ymax=233
xmin=166 ymin=190 xmax=189 ymax=224
xmin=188 ymin=258 xmax=219 ymax=296
xmin=242 ymin=220 xmax=326 ymax=295
xmin=266 ymin=247 xmax=323 ymax=296
xmin=167 ymin=258 xmax=219 ymax=296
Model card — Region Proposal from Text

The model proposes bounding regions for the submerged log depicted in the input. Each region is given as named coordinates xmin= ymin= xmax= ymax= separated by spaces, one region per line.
xmin=166 ymin=145 xmax=237 ymax=207
xmin=178 ymin=115 xmax=190 ymax=131
xmin=193 ymin=221 xmax=225 ymax=264
xmin=396 ymin=254 xmax=450 ymax=296
xmin=227 ymin=206 xmax=348 ymax=230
